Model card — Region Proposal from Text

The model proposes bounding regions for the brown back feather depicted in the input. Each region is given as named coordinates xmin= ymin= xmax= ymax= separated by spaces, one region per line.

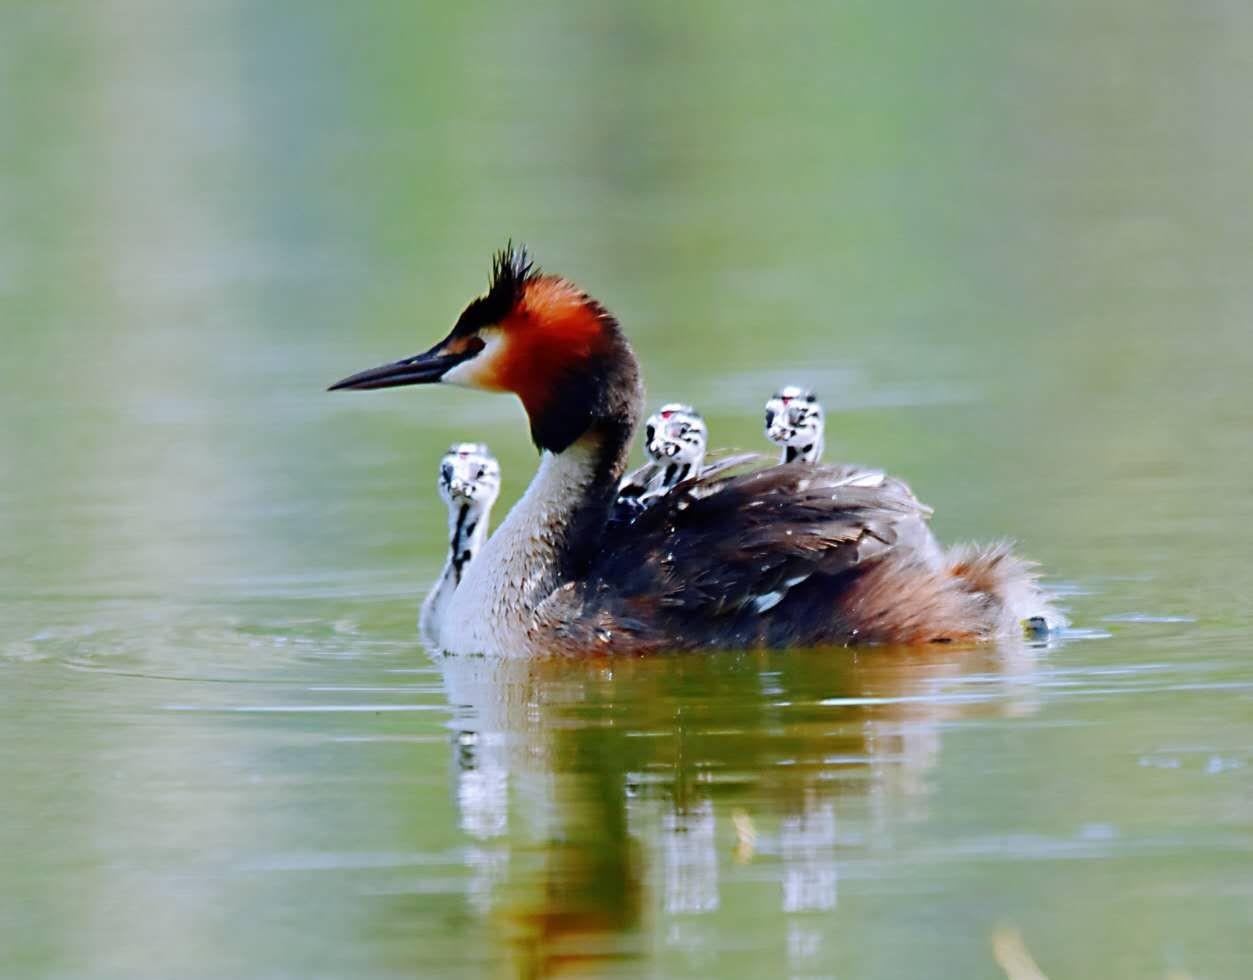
xmin=539 ymin=462 xmax=947 ymax=649
xmin=533 ymin=465 xmax=1061 ymax=653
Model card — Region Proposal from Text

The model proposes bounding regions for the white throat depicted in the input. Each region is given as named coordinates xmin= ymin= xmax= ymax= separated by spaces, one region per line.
xmin=441 ymin=439 xmax=602 ymax=656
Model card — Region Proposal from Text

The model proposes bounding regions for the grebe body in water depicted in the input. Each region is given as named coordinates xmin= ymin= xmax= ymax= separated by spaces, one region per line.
xmin=331 ymin=247 xmax=1059 ymax=656
xmin=419 ymin=443 xmax=501 ymax=650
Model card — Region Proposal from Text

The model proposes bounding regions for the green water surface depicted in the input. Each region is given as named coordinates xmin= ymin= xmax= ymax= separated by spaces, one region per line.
xmin=2 ymin=2 xmax=1251 ymax=978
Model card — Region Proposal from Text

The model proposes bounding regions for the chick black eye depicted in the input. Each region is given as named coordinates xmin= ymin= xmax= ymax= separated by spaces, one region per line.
xmin=440 ymin=464 xmax=453 ymax=481
xmin=678 ymin=423 xmax=690 ymax=435
xmin=765 ymin=409 xmax=775 ymax=427
xmin=476 ymin=467 xmax=485 ymax=478
xmin=645 ymin=424 xmax=655 ymax=442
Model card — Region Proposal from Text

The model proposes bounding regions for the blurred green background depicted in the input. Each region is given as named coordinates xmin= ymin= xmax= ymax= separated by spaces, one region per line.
xmin=1 ymin=2 xmax=1251 ymax=978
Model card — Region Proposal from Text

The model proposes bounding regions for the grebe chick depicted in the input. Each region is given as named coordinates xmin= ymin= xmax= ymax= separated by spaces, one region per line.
xmin=612 ymin=403 xmax=707 ymax=525
xmin=765 ymin=386 xmax=824 ymax=463
xmin=612 ymin=404 xmax=762 ymax=528
xmin=331 ymin=246 xmax=1060 ymax=655
xmin=640 ymin=402 xmax=708 ymax=489
xmin=419 ymin=443 xmax=501 ymax=650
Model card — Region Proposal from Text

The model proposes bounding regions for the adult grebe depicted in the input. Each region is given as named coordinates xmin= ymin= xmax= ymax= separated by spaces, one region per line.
xmin=419 ymin=443 xmax=501 ymax=650
xmin=330 ymin=246 xmax=1059 ymax=655
xmin=765 ymin=386 xmax=825 ymax=463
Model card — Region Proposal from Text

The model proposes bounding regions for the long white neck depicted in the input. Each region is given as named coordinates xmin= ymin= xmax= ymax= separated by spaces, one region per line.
xmin=781 ymin=432 xmax=824 ymax=465
xmin=442 ymin=433 xmax=622 ymax=656
xmin=419 ymin=501 xmax=492 ymax=649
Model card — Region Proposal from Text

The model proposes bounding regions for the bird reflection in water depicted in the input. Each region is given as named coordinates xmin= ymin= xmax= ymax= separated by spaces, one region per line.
xmin=439 ymin=640 xmax=1046 ymax=977
xmin=453 ymin=729 xmax=510 ymax=915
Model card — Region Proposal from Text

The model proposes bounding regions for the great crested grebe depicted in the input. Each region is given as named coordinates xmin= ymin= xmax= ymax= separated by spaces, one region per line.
xmin=331 ymin=246 xmax=1059 ymax=656
xmin=765 ymin=386 xmax=824 ymax=463
xmin=419 ymin=443 xmax=501 ymax=650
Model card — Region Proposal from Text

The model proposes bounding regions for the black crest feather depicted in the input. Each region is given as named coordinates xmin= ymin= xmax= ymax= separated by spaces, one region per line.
xmin=490 ymin=241 xmax=536 ymax=299
xmin=452 ymin=241 xmax=540 ymax=335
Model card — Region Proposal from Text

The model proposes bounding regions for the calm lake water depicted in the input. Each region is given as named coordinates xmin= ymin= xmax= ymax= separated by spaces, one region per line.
xmin=2 ymin=2 xmax=1251 ymax=978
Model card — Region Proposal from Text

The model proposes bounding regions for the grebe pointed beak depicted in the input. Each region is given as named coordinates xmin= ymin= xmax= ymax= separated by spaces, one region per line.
xmin=327 ymin=343 xmax=476 ymax=392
